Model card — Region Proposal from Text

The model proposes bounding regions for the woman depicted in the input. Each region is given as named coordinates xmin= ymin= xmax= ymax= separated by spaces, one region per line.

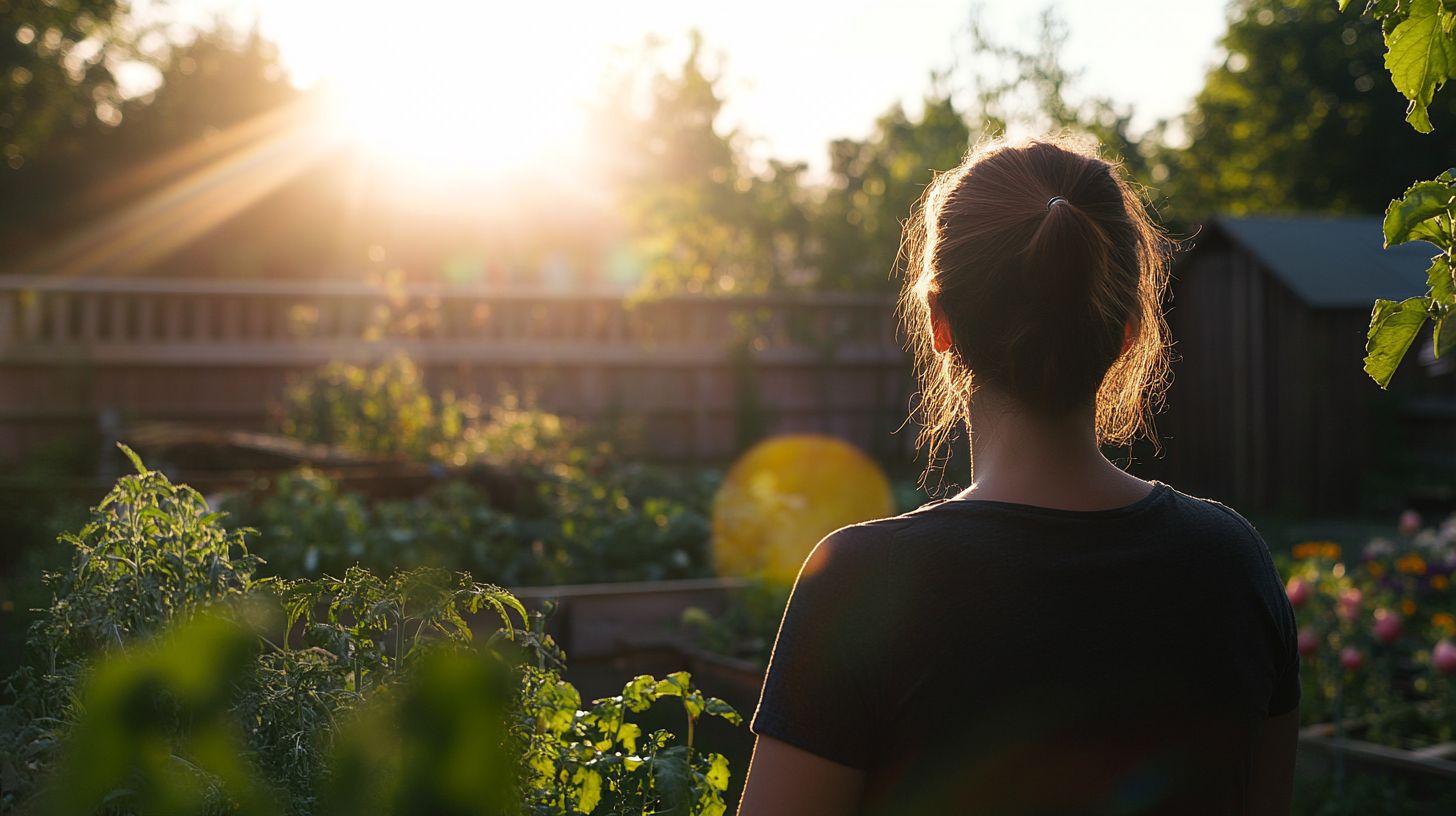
xmin=737 ymin=139 xmax=1299 ymax=816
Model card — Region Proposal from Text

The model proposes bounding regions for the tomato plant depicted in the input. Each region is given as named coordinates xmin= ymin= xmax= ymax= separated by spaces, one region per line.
xmin=0 ymin=448 xmax=741 ymax=815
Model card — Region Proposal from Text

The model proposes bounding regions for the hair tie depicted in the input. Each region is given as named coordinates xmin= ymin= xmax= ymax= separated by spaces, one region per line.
xmin=1046 ymin=196 xmax=1068 ymax=210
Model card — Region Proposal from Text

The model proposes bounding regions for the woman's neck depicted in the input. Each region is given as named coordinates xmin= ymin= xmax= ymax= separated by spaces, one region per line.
xmin=952 ymin=388 xmax=1152 ymax=511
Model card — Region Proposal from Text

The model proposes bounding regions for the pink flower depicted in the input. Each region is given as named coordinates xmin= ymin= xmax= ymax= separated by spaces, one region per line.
xmin=1372 ymin=609 xmax=1402 ymax=644
xmin=1337 ymin=588 xmax=1363 ymax=621
xmin=1286 ymin=578 xmax=1310 ymax=608
xmin=1340 ymin=646 xmax=1366 ymax=671
xmin=1297 ymin=629 xmax=1319 ymax=657
xmin=1435 ymin=640 xmax=1456 ymax=676
xmin=1399 ymin=509 xmax=1422 ymax=537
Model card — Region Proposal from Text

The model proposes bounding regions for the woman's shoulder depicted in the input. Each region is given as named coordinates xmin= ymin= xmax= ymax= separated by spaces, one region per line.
xmin=798 ymin=513 xmax=915 ymax=579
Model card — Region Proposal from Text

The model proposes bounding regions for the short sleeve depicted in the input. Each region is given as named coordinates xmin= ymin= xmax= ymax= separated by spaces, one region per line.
xmin=1213 ymin=502 xmax=1301 ymax=716
xmin=1266 ymin=562 xmax=1302 ymax=716
xmin=750 ymin=524 xmax=888 ymax=769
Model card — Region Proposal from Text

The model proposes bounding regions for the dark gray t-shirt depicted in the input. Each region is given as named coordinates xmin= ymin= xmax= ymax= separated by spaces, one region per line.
xmin=751 ymin=481 xmax=1299 ymax=816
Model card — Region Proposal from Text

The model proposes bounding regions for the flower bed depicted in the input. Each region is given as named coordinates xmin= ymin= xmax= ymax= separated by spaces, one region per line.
xmin=1281 ymin=511 xmax=1456 ymax=798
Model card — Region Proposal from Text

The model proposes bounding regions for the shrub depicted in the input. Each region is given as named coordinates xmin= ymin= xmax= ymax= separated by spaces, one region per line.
xmin=280 ymin=354 xmax=449 ymax=458
xmin=223 ymin=463 xmax=718 ymax=587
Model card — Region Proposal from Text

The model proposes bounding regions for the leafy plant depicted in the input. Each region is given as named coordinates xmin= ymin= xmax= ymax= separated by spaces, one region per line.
xmin=223 ymin=457 xmax=718 ymax=587
xmin=279 ymin=353 xmax=463 ymax=458
xmin=1337 ymin=1 xmax=1456 ymax=386
xmin=1 ymin=447 xmax=742 ymax=815
xmin=681 ymin=579 xmax=791 ymax=666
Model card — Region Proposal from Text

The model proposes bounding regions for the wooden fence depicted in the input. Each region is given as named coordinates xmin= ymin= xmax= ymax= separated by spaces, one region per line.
xmin=0 ymin=277 xmax=915 ymax=463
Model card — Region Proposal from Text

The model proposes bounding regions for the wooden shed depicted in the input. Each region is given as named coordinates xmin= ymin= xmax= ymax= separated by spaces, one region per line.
xmin=1146 ymin=215 xmax=1454 ymax=515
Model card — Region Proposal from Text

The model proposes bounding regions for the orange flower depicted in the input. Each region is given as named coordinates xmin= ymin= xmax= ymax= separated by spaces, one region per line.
xmin=1367 ymin=562 xmax=1386 ymax=578
xmin=1401 ymin=598 xmax=1417 ymax=617
xmin=1433 ymin=575 xmax=1450 ymax=591
xmin=1294 ymin=541 xmax=1342 ymax=561
xmin=1434 ymin=612 xmax=1456 ymax=636
xmin=1396 ymin=554 xmax=1428 ymax=575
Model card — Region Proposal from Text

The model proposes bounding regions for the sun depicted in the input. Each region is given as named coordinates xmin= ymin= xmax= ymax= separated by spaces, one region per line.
xmin=300 ymin=2 xmax=585 ymax=182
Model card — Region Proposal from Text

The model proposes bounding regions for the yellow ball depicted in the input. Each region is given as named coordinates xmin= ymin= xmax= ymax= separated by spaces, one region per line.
xmin=711 ymin=435 xmax=894 ymax=584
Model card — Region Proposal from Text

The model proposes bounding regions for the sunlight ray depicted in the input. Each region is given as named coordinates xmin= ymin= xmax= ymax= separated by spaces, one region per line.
xmin=21 ymin=98 xmax=341 ymax=278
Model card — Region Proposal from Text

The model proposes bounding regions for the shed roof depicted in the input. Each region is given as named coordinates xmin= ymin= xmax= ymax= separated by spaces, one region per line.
xmin=1203 ymin=216 xmax=1434 ymax=309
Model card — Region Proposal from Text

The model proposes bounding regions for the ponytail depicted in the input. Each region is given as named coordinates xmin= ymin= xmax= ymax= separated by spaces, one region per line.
xmin=898 ymin=137 xmax=1171 ymax=482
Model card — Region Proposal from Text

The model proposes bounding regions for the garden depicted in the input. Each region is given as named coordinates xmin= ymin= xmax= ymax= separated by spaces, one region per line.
xmin=0 ymin=355 xmax=921 ymax=815
xmin=3 ymin=353 xmax=1456 ymax=814
xmin=7 ymin=0 xmax=1456 ymax=813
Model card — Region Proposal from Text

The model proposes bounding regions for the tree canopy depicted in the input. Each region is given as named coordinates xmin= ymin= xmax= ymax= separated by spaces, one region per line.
xmin=1159 ymin=0 xmax=1456 ymax=222
xmin=5 ymin=2 xmax=1453 ymax=293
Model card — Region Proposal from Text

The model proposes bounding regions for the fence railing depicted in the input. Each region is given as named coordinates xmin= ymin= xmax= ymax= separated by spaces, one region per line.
xmin=0 ymin=277 xmax=912 ymax=462
xmin=0 ymin=276 xmax=903 ymax=364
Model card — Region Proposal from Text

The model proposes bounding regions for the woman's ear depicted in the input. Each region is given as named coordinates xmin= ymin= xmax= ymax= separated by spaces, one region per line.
xmin=930 ymin=296 xmax=954 ymax=354
xmin=1121 ymin=320 xmax=1136 ymax=355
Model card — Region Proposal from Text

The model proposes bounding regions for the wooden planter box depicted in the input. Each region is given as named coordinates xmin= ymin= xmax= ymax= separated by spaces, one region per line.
xmin=507 ymin=577 xmax=749 ymax=660
xmin=1298 ymin=722 xmax=1456 ymax=776
xmin=1297 ymin=721 xmax=1456 ymax=812
xmin=680 ymin=648 xmax=767 ymax=710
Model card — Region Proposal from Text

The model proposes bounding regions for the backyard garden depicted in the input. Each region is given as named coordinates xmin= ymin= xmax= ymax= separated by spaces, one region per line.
xmin=6 ymin=0 xmax=1456 ymax=813
xmin=0 ymin=353 xmax=1454 ymax=814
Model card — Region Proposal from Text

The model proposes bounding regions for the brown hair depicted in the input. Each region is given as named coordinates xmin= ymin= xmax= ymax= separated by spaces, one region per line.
xmin=897 ymin=136 xmax=1172 ymax=478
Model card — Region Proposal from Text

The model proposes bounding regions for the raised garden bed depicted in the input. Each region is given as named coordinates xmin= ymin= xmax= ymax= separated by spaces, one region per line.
xmin=1298 ymin=722 xmax=1456 ymax=778
xmin=509 ymin=576 xmax=749 ymax=659
xmin=1296 ymin=721 xmax=1456 ymax=814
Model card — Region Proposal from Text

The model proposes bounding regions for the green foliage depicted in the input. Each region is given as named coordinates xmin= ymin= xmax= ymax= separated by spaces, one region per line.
xmin=1362 ymin=169 xmax=1455 ymax=386
xmin=0 ymin=0 xmax=129 ymax=169
xmin=1335 ymin=1 xmax=1456 ymax=385
xmin=1 ymin=448 xmax=740 ymax=815
xmin=225 ymin=461 xmax=716 ymax=586
xmin=1364 ymin=296 xmax=1431 ymax=387
xmin=518 ymin=670 xmax=741 ymax=816
xmin=596 ymin=32 xmax=814 ymax=296
xmin=814 ymin=95 xmax=971 ymax=291
xmin=1164 ymin=0 xmax=1456 ymax=221
xmin=681 ymin=579 xmax=791 ymax=665
xmin=280 ymin=354 xmax=452 ymax=459
xmin=1350 ymin=0 xmax=1456 ymax=132
xmin=8 ymin=444 xmax=260 ymax=730
xmin=1 ymin=24 xmax=299 ymax=271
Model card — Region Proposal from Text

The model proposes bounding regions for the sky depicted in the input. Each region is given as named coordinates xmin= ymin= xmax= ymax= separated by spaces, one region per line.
xmin=138 ymin=0 xmax=1232 ymax=176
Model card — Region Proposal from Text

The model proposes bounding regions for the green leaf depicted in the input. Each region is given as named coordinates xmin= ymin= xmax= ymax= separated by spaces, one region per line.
xmin=116 ymin=443 xmax=148 ymax=475
xmin=704 ymin=752 xmax=731 ymax=792
xmin=622 ymin=675 xmax=658 ymax=712
xmin=1383 ymin=0 xmax=1456 ymax=133
xmin=1383 ymin=179 xmax=1456 ymax=247
xmin=571 ymin=767 xmax=602 ymax=814
xmin=1435 ymin=311 xmax=1456 ymax=357
xmin=703 ymin=697 xmax=743 ymax=727
xmin=617 ymin=722 xmax=642 ymax=754
xmin=1429 ymin=255 xmax=1455 ymax=301
xmin=1364 ymin=297 xmax=1431 ymax=387
xmin=648 ymin=746 xmax=693 ymax=816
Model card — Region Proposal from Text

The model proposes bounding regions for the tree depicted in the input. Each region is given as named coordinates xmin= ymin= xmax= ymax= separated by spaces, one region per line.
xmin=1 ymin=0 xmax=130 ymax=170
xmin=596 ymin=32 xmax=813 ymax=295
xmin=1 ymin=27 xmax=303 ymax=270
xmin=1160 ymin=0 xmax=1456 ymax=223
xmin=811 ymin=9 xmax=1151 ymax=292
xmin=813 ymin=93 xmax=972 ymax=291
